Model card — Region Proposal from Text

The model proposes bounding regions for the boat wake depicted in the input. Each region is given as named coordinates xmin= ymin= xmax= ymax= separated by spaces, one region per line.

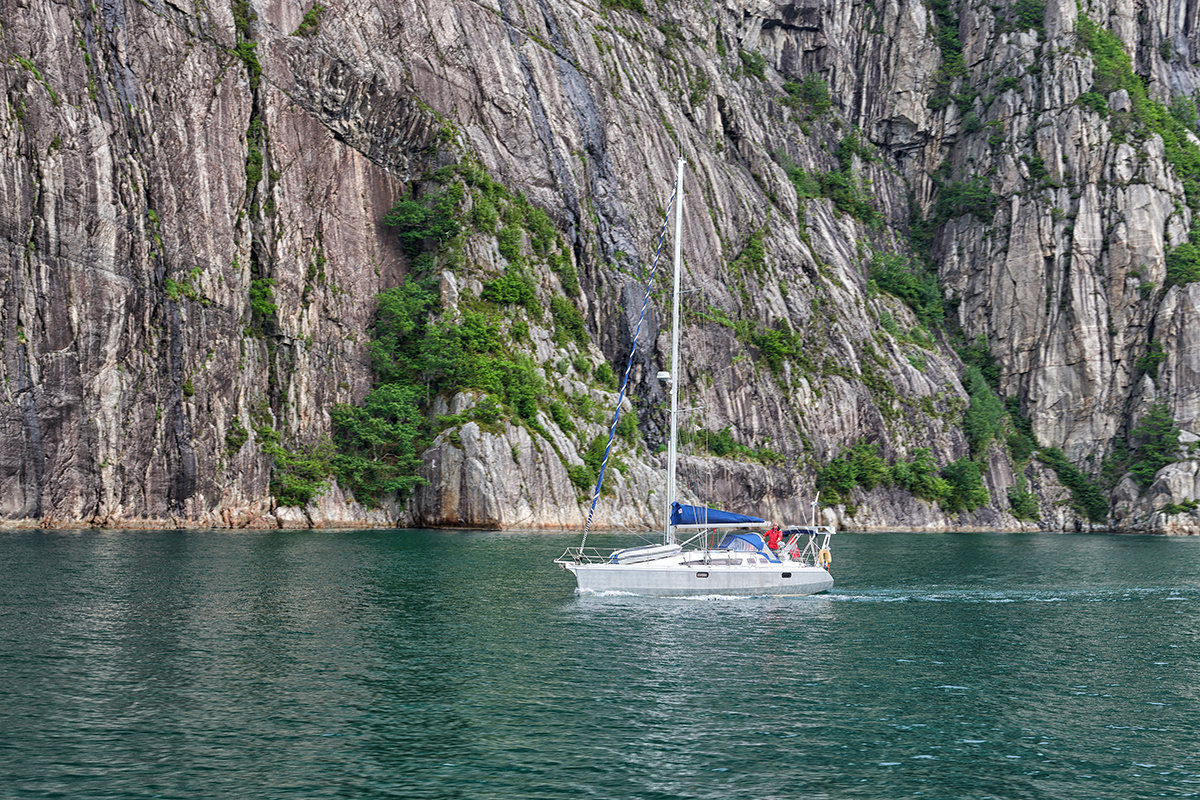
xmin=827 ymin=587 xmax=1196 ymax=604
xmin=577 ymin=589 xmax=642 ymax=598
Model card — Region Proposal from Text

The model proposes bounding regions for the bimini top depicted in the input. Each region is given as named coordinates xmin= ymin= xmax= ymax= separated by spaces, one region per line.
xmin=671 ymin=502 xmax=767 ymax=528
xmin=783 ymin=526 xmax=837 ymax=536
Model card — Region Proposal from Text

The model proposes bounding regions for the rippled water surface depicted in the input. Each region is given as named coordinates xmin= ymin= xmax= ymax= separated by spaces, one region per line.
xmin=2 ymin=529 xmax=1199 ymax=799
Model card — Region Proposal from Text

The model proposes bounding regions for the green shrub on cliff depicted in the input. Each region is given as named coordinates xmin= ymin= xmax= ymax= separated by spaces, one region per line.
xmin=368 ymin=279 xmax=438 ymax=384
xmin=783 ymin=75 xmax=832 ymax=118
xmin=818 ymin=171 xmax=878 ymax=224
xmin=1076 ymin=91 xmax=1109 ymax=117
xmin=1129 ymin=402 xmax=1181 ymax=488
xmin=1005 ymin=397 xmax=1038 ymax=462
xmin=319 ymin=158 xmax=597 ymax=507
xmin=962 ymin=366 xmax=1005 ymax=458
xmin=678 ymin=426 xmax=782 ymax=464
xmin=551 ymin=296 xmax=588 ymax=345
xmin=1079 ymin=13 xmax=1200 ymax=209
xmin=782 ymin=160 xmax=822 ymax=199
xmin=292 ymin=4 xmax=325 ymax=36
xmin=775 ymin=148 xmax=876 ymax=224
xmin=939 ymin=458 xmax=990 ymax=513
xmin=594 ymin=362 xmax=617 ymax=389
xmin=739 ymin=50 xmax=767 ymax=80
xmin=370 ymin=289 xmax=550 ymax=420
xmin=329 ymin=274 xmax=550 ymax=506
xmin=816 ymin=441 xmax=990 ymax=515
xmin=1008 ymin=487 xmax=1040 ymax=520
xmin=1037 ymin=447 xmax=1108 ymax=522
xmin=869 ymin=251 xmax=943 ymax=330
xmin=732 ymin=228 xmax=767 ymax=276
xmin=615 ymin=409 xmax=640 ymax=444
xmin=1136 ymin=338 xmax=1166 ymax=379
xmin=926 ymin=0 xmax=966 ymax=110
xmin=233 ymin=41 xmax=261 ymax=89
xmin=1165 ymin=241 xmax=1200 ymax=286
xmin=849 ymin=441 xmax=892 ymax=489
xmin=481 ymin=266 xmax=536 ymax=307
xmin=799 ymin=75 xmax=832 ymax=115
xmin=1014 ymin=0 xmax=1045 ymax=32
xmin=750 ymin=322 xmax=800 ymax=373
xmin=575 ymin=435 xmax=619 ymax=497
xmin=567 ymin=464 xmax=595 ymax=494
xmin=256 ymin=426 xmax=334 ymax=507
xmin=889 ymin=448 xmax=952 ymax=505
xmin=384 ymin=185 xmax=463 ymax=258
xmin=957 ymin=336 xmax=1001 ymax=389
xmin=816 ymin=441 xmax=993 ymax=515
xmin=225 ymin=418 xmax=249 ymax=455
xmin=330 ymin=384 xmax=427 ymax=504
xmin=1162 ymin=498 xmax=1200 ymax=514
xmin=600 ymin=0 xmax=645 ymax=12
xmin=935 ymin=177 xmax=999 ymax=223
xmin=249 ymin=277 xmax=277 ymax=317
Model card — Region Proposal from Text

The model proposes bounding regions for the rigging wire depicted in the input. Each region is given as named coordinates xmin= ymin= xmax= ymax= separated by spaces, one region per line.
xmin=580 ymin=181 xmax=679 ymax=549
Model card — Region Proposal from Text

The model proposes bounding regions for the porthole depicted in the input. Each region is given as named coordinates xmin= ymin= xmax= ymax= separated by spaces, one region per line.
xmin=781 ymin=572 xmax=792 ymax=578
xmin=696 ymin=571 xmax=709 ymax=578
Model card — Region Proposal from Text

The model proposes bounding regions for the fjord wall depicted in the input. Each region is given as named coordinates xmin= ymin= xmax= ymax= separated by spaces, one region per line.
xmin=4 ymin=0 xmax=1200 ymax=532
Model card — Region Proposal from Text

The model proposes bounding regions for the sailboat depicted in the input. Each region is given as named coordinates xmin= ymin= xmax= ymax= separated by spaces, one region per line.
xmin=555 ymin=157 xmax=835 ymax=597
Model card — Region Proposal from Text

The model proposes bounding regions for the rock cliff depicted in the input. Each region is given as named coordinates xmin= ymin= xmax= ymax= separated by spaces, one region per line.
xmin=4 ymin=0 xmax=1200 ymax=532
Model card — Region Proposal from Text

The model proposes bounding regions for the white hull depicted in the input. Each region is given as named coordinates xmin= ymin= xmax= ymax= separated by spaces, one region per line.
xmin=567 ymin=557 xmax=834 ymax=597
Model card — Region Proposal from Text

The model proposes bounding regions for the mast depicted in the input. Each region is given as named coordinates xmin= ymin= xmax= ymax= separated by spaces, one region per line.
xmin=664 ymin=157 xmax=685 ymax=543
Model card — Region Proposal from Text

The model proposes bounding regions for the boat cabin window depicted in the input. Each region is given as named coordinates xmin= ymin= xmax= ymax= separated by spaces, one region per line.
xmin=717 ymin=533 xmax=768 ymax=552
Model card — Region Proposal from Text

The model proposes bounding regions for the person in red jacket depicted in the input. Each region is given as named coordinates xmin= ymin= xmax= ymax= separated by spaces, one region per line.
xmin=765 ymin=526 xmax=782 ymax=553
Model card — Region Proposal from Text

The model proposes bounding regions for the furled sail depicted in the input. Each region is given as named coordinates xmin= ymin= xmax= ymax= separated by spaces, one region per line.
xmin=670 ymin=502 xmax=766 ymax=527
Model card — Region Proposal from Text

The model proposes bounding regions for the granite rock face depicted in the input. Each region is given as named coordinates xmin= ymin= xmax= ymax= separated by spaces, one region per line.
xmin=3 ymin=0 xmax=1200 ymax=532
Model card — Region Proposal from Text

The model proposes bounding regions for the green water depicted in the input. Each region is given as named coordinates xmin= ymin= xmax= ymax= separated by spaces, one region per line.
xmin=2 ymin=529 xmax=1198 ymax=799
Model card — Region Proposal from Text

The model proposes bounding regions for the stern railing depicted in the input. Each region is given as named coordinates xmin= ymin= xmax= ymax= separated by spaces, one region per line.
xmin=786 ymin=527 xmax=835 ymax=567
